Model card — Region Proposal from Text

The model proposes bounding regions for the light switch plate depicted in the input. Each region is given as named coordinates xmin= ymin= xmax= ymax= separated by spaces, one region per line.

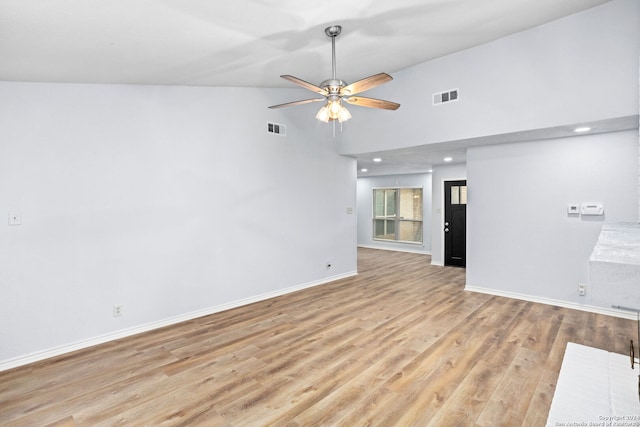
xmin=8 ymin=211 xmax=22 ymax=225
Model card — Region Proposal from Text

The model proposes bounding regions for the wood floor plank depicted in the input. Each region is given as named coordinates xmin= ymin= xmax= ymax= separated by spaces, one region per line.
xmin=0 ymin=346 xmax=179 ymax=423
xmin=424 ymin=300 xmax=538 ymax=426
xmin=543 ymin=319 xmax=585 ymax=373
xmin=522 ymin=305 xmax=564 ymax=354
xmin=0 ymin=248 xmax=635 ymax=426
xmin=521 ymin=368 xmax=557 ymax=426
xmin=476 ymin=347 xmax=547 ymax=427
xmin=43 ymin=416 xmax=76 ymax=427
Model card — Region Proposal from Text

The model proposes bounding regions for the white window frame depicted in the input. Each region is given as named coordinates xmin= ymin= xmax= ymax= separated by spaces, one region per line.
xmin=372 ymin=186 xmax=423 ymax=245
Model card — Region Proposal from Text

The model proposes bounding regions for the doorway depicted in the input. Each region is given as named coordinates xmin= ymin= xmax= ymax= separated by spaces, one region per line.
xmin=444 ymin=180 xmax=467 ymax=267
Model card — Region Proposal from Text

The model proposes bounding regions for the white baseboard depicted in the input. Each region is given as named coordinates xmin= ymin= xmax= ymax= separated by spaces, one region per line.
xmin=358 ymin=244 xmax=431 ymax=256
xmin=465 ymin=285 xmax=638 ymax=320
xmin=0 ymin=271 xmax=357 ymax=372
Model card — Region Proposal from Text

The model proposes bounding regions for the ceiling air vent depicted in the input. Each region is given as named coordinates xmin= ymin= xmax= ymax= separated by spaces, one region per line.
xmin=432 ymin=88 xmax=459 ymax=106
xmin=267 ymin=122 xmax=286 ymax=136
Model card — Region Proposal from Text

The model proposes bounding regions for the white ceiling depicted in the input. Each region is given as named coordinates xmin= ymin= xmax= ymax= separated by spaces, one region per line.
xmin=0 ymin=0 xmax=621 ymax=176
xmin=0 ymin=0 xmax=611 ymax=88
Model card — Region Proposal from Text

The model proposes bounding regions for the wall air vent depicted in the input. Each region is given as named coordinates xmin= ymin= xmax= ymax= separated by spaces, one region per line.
xmin=432 ymin=88 xmax=459 ymax=106
xmin=267 ymin=122 xmax=286 ymax=136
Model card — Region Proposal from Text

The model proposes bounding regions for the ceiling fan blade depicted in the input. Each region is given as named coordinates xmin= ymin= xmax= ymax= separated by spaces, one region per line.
xmin=344 ymin=96 xmax=400 ymax=110
xmin=268 ymin=98 xmax=326 ymax=109
xmin=281 ymin=75 xmax=328 ymax=95
xmin=340 ymin=73 xmax=393 ymax=96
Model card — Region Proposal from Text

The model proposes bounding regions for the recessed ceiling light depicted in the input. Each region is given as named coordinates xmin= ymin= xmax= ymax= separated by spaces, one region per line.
xmin=444 ymin=157 xmax=453 ymax=162
xmin=373 ymin=158 xmax=382 ymax=162
xmin=574 ymin=126 xmax=591 ymax=133
xmin=361 ymin=168 xmax=368 ymax=172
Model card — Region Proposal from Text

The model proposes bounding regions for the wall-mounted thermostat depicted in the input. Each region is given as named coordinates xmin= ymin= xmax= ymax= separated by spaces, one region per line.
xmin=580 ymin=203 xmax=604 ymax=216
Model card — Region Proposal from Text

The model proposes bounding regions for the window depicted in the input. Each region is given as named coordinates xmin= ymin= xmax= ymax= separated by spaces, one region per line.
xmin=450 ymin=184 xmax=467 ymax=205
xmin=373 ymin=187 xmax=423 ymax=243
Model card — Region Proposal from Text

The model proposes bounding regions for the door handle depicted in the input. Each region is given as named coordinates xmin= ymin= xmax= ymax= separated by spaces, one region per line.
xmin=444 ymin=228 xmax=449 ymax=232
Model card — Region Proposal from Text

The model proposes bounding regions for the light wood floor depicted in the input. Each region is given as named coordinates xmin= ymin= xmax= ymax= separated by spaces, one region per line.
xmin=1 ymin=248 xmax=636 ymax=426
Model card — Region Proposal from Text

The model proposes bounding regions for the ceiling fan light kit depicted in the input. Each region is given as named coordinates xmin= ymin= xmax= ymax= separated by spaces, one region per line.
xmin=315 ymin=95 xmax=352 ymax=123
xmin=269 ymin=25 xmax=400 ymax=124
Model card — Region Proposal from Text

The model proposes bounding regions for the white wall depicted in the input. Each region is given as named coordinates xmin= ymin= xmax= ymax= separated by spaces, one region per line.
xmin=0 ymin=82 xmax=357 ymax=366
xmin=337 ymin=0 xmax=639 ymax=155
xmin=356 ymin=173 xmax=432 ymax=254
xmin=466 ymin=130 xmax=638 ymax=303
xmin=430 ymin=164 xmax=467 ymax=266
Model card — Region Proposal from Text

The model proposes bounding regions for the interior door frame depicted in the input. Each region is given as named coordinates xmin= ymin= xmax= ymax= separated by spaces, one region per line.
xmin=440 ymin=177 xmax=467 ymax=266
xmin=444 ymin=179 xmax=467 ymax=267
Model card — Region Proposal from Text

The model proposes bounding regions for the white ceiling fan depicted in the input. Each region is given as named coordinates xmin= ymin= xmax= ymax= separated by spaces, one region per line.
xmin=269 ymin=25 xmax=400 ymax=123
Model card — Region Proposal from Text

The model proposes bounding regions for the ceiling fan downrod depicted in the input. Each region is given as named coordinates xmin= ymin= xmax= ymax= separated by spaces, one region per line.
xmin=320 ymin=25 xmax=346 ymax=99
xmin=325 ymin=25 xmax=341 ymax=80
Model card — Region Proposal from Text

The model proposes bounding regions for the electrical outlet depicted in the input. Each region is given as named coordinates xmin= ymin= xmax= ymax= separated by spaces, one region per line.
xmin=577 ymin=283 xmax=586 ymax=296
xmin=113 ymin=305 xmax=122 ymax=317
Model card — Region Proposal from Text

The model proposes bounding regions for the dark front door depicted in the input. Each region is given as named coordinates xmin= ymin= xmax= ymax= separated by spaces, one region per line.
xmin=444 ymin=180 xmax=467 ymax=267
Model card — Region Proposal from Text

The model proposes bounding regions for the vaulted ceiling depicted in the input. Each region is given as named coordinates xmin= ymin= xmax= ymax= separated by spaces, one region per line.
xmin=0 ymin=0 xmax=621 ymax=176
xmin=0 ymin=0 xmax=611 ymax=88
